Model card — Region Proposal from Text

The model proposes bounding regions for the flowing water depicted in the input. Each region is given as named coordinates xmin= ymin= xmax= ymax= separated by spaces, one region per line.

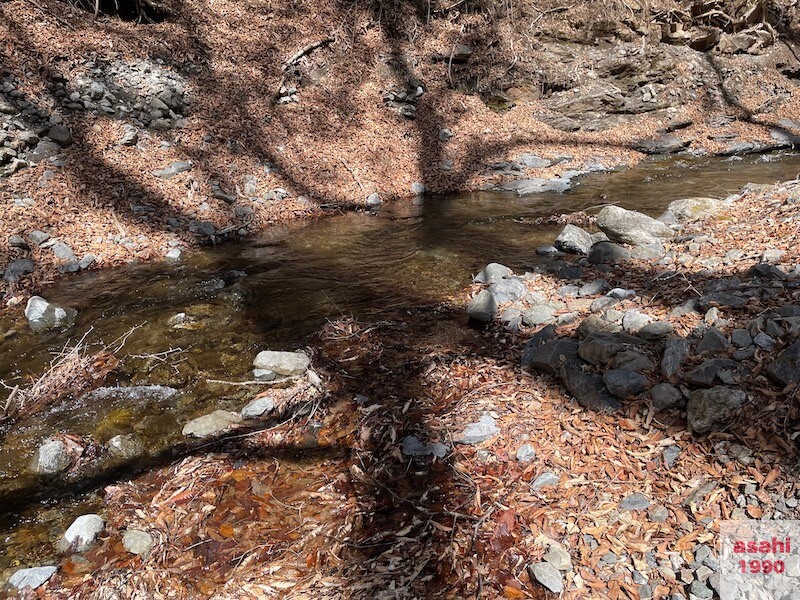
xmin=1 ymin=152 xmax=800 ymax=575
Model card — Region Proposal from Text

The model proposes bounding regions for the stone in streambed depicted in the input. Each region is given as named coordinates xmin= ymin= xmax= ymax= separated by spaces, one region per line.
xmin=57 ymin=514 xmax=104 ymax=553
xmin=240 ymin=396 xmax=275 ymax=419
xmin=182 ymin=410 xmax=242 ymax=438
xmin=24 ymin=296 xmax=77 ymax=332
xmin=253 ymin=350 xmax=310 ymax=376
xmin=31 ymin=439 xmax=71 ymax=475
xmin=554 ymin=224 xmax=593 ymax=255
xmin=8 ymin=566 xmax=58 ymax=590
xmin=596 ymin=205 xmax=673 ymax=246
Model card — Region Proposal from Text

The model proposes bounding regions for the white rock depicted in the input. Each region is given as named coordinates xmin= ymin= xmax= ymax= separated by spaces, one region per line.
xmin=57 ymin=514 xmax=104 ymax=552
xmin=8 ymin=566 xmax=57 ymax=590
xmin=253 ymin=350 xmax=310 ymax=376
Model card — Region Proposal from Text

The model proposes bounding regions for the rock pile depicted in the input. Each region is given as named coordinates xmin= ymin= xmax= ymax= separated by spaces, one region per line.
xmin=468 ymin=185 xmax=800 ymax=433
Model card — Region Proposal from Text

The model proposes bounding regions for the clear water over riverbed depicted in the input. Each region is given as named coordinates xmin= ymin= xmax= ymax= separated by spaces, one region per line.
xmin=1 ymin=152 xmax=800 ymax=575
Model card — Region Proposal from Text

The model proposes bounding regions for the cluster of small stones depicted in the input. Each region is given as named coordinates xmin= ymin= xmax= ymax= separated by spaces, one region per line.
xmin=0 ymin=74 xmax=71 ymax=177
xmin=467 ymin=194 xmax=800 ymax=433
xmin=58 ymin=59 xmax=190 ymax=131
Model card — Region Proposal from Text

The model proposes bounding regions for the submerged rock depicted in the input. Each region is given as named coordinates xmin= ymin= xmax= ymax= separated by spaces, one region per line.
xmin=24 ymin=296 xmax=77 ymax=332
xmin=240 ymin=395 xmax=275 ymax=419
xmin=107 ymin=434 xmax=144 ymax=460
xmin=182 ymin=410 xmax=242 ymax=438
xmin=253 ymin=350 xmax=311 ymax=376
xmin=57 ymin=514 xmax=104 ymax=553
xmin=31 ymin=439 xmax=71 ymax=475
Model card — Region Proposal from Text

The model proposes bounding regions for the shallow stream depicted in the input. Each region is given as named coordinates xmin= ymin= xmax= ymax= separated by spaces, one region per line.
xmin=2 ymin=152 xmax=800 ymax=575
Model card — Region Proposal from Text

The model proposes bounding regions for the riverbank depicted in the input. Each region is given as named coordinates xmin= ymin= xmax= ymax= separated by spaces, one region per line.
xmin=3 ymin=176 xmax=799 ymax=598
xmin=1 ymin=0 xmax=800 ymax=305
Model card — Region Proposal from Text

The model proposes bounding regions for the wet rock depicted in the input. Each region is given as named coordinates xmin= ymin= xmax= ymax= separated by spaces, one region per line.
xmin=696 ymin=327 xmax=729 ymax=354
xmin=604 ymin=369 xmax=648 ymax=398
xmin=515 ymin=443 xmax=536 ymax=462
xmin=253 ymin=350 xmax=310 ymax=376
xmin=31 ymin=439 xmax=71 ymax=475
xmin=523 ymin=338 xmax=579 ymax=374
xmin=455 ymin=414 xmax=499 ymax=444
xmin=402 ymin=435 xmax=447 ymax=458
xmin=531 ymin=471 xmax=559 ymax=490
xmin=152 ymin=161 xmax=192 ymax=179
xmin=619 ymin=492 xmax=650 ymax=510
xmin=633 ymin=135 xmax=689 ymax=155
xmin=554 ymin=224 xmax=593 ymax=255
xmin=522 ymin=304 xmax=557 ymax=326
xmin=4 ymin=258 xmax=35 ymax=282
xmin=536 ymin=244 xmax=563 ymax=257
xmin=57 ymin=514 xmax=104 ymax=553
xmin=560 ymin=359 xmax=621 ymax=411
xmin=122 ymin=529 xmax=153 ymax=558
xmin=666 ymin=197 xmax=723 ymax=222
xmin=8 ymin=566 xmax=57 ymax=590
xmin=467 ymin=290 xmax=497 ymax=323
xmin=25 ymin=295 xmax=78 ymax=332
xmin=107 ymin=434 xmax=144 ymax=459
xmin=182 ymin=410 xmax=242 ymax=438
xmin=47 ymin=124 xmax=73 ymax=146
xmin=253 ymin=368 xmax=277 ymax=381
xmin=528 ymin=562 xmax=564 ymax=594
xmin=687 ymin=386 xmax=747 ymax=433
xmin=165 ymin=247 xmax=182 ymax=261
xmin=651 ymin=383 xmax=684 ymax=410
xmin=662 ymin=336 xmax=689 ymax=378
xmin=588 ymin=241 xmax=632 ymax=264
xmin=766 ymin=340 xmax=800 ymax=386
xmin=685 ymin=358 xmax=737 ymax=387
xmin=597 ymin=205 xmax=674 ymax=246
xmin=500 ymin=177 xmax=570 ymax=195
xmin=240 ymin=396 xmax=275 ymax=419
